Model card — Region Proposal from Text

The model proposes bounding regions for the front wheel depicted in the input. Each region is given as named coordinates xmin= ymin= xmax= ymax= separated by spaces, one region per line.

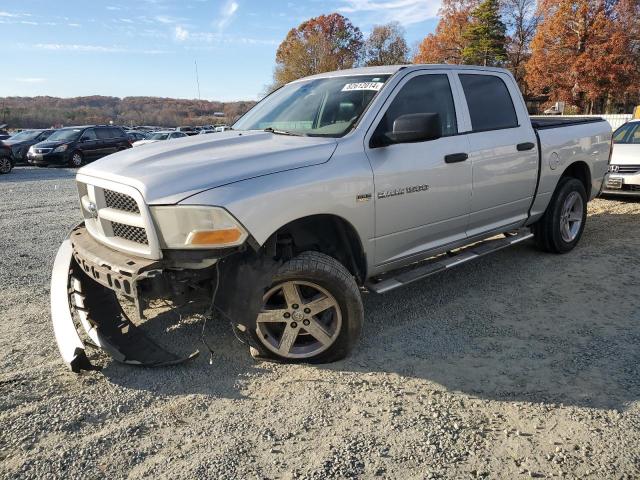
xmin=0 ymin=156 xmax=12 ymax=174
xmin=533 ymin=177 xmax=587 ymax=253
xmin=69 ymin=151 xmax=83 ymax=168
xmin=249 ymin=251 xmax=363 ymax=363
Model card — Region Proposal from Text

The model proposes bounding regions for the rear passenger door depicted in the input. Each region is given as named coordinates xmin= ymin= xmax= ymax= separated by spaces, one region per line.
xmin=95 ymin=127 xmax=117 ymax=157
xmin=455 ymin=73 xmax=538 ymax=237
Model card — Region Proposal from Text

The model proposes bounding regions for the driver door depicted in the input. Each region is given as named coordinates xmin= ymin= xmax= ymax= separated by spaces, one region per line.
xmin=365 ymin=71 xmax=472 ymax=267
xmin=78 ymin=128 xmax=99 ymax=161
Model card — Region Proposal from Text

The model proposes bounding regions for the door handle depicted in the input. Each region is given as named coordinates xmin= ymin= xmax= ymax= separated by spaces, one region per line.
xmin=517 ymin=142 xmax=535 ymax=151
xmin=444 ymin=153 xmax=469 ymax=163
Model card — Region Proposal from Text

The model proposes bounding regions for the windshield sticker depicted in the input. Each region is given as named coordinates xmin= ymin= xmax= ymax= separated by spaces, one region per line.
xmin=342 ymin=82 xmax=384 ymax=92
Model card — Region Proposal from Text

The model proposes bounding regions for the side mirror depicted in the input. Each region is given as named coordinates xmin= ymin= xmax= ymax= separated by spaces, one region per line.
xmin=387 ymin=113 xmax=442 ymax=144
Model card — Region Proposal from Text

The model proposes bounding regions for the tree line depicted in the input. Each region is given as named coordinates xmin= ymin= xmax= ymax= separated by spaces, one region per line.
xmin=272 ymin=0 xmax=640 ymax=114
xmin=0 ymin=96 xmax=256 ymax=129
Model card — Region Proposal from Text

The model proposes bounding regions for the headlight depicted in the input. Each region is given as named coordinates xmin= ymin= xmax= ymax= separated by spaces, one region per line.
xmin=150 ymin=206 xmax=248 ymax=248
xmin=53 ymin=144 xmax=68 ymax=153
xmin=28 ymin=146 xmax=35 ymax=153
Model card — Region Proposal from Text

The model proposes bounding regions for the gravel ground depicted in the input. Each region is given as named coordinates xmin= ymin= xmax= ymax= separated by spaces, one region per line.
xmin=1 ymin=167 xmax=639 ymax=479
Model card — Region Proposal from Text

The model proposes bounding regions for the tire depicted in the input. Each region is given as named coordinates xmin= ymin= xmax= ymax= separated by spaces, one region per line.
xmin=248 ymin=251 xmax=363 ymax=364
xmin=69 ymin=151 xmax=83 ymax=168
xmin=533 ymin=177 xmax=587 ymax=253
xmin=0 ymin=156 xmax=12 ymax=174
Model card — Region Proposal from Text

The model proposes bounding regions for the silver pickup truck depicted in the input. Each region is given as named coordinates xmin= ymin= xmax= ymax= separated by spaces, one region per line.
xmin=51 ymin=65 xmax=612 ymax=371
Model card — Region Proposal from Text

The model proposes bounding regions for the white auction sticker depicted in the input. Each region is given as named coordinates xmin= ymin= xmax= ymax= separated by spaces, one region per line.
xmin=342 ymin=82 xmax=384 ymax=92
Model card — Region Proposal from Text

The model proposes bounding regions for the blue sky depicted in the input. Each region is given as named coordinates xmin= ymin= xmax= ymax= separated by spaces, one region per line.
xmin=1 ymin=0 xmax=440 ymax=101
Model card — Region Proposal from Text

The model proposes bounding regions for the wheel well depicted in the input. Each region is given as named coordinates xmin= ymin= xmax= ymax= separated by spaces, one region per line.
xmin=560 ymin=161 xmax=591 ymax=198
xmin=264 ymin=215 xmax=367 ymax=283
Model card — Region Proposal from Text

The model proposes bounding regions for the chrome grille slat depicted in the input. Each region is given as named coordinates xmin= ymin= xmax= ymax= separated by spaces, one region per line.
xmin=104 ymin=189 xmax=140 ymax=213
xmin=612 ymin=164 xmax=640 ymax=174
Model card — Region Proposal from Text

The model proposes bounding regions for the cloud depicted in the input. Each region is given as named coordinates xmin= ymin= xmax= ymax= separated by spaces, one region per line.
xmin=15 ymin=77 xmax=46 ymax=83
xmin=32 ymin=43 xmax=169 ymax=54
xmin=174 ymin=25 xmax=189 ymax=41
xmin=217 ymin=0 xmax=239 ymax=30
xmin=338 ymin=0 xmax=440 ymax=26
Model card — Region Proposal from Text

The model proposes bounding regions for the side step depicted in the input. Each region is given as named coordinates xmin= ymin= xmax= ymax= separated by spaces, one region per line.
xmin=366 ymin=228 xmax=534 ymax=294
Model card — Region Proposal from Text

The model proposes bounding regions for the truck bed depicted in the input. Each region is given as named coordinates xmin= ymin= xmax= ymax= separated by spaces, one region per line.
xmin=530 ymin=116 xmax=606 ymax=130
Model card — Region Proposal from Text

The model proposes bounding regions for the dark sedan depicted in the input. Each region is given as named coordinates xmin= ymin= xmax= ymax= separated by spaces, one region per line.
xmin=2 ymin=129 xmax=54 ymax=164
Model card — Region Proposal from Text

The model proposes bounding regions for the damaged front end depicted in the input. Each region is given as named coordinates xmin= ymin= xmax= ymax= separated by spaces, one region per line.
xmin=52 ymin=225 xmax=201 ymax=372
xmin=51 ymin=224 xmax=277 ymax=372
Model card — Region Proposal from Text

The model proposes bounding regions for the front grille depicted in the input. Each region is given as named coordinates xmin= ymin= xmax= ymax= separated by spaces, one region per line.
xmin=36 ymin=148 xmax=52 ymax=154
xmin=613 ymin=165 xmax=640 ymax=174
xmin=104 ymin=189 xmax=140 ymax=213
xmin=112 ymin=222 xmax=149 ymax=245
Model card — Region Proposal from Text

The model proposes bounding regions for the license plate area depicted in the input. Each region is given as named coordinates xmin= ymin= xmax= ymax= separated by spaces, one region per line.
xmin=607 ymin=177 xmax=623 ymax=189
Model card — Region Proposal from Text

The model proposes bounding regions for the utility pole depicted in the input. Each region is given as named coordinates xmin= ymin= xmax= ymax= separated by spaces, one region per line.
xmin=194 ymin=60 xmax=201 ymax=100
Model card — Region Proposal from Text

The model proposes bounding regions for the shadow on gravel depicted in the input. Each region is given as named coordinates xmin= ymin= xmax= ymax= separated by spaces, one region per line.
xmin=0 ymin=166 xmax=77 ymax=183
xmin=97 ymin=210 xmax=639 ymax=410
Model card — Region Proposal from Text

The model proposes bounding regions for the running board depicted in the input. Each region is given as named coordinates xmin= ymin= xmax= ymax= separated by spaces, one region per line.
xmin=366 ymin=229 xmax=534 ymax=294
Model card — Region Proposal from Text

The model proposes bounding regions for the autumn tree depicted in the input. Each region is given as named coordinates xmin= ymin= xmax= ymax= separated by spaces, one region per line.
xmin=414 ymin=0 xmax=479 ymax=64
xmin=273 ymin=13 xmax=363 ymax=87
xmin=363 ymin=22 xmax=409 ymax=66
xmin=501 ymin=0 xmax=539 ymax=89
xmin=526 ymin=0 xmax=640 ymax=113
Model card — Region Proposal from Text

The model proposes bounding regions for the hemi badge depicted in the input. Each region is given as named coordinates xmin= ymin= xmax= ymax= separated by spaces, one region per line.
xmin=356 ymin=193 xmax=372 ymax=203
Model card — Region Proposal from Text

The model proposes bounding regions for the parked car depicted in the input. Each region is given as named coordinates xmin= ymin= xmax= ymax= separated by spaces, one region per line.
xmin=125 ymin=130 xmax=148 ymax=143
xmin=215 ymin=125 xmax=231 ymax=132
xmin=601 ymin=119 xmax=640 ymax=195
xmin=0 ymin=143 xmax=14 ymax=174
xmin=50 ymin=65 xmax=611 ymax=371
xmin=198 ymin=129 xmax=216 ymax=135
xmin=28 ymin=125 xmax=131 ymax=167
xmin=2 ymin=129 xmax=54 ymax=164
xmin=132 ymin=130 xmax=188 ymax=147
xmin=176 ymin=126 xmax=198 ymax=136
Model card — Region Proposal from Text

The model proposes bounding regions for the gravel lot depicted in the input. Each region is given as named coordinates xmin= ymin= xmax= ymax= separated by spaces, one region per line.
xmin=1 ymin=167 xmax=639 ymax=479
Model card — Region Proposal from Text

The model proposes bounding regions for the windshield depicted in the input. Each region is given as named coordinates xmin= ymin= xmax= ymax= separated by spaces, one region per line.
xmin=48 ymin=128 xmax=82 ymax=142
xmin=10 ymin=130 xmax=42 ymax=141
xmin=234 ymin=74 xmax=392 ymax=137
xmin=613 ymin=122 xmax=640 ymax=144
xmin=150 ymin=133 xmax=170 ymax=140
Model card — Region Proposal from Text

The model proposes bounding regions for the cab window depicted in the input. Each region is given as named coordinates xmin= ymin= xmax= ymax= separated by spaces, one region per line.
xmin=459 ymin=74 xmax=518 ymax=131
xmin=374 ymin=74 xmax=458 ymax=140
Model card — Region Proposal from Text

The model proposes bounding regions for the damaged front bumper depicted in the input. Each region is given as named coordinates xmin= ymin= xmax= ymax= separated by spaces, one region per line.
xmin=50 ymin=226 xmax=199 ymax=372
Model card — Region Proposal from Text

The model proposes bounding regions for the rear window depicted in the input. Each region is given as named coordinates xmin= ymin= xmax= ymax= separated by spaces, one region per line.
xmin=459 ymin=74 xmax=519 ymax=131
xmin=95 ymin=128 xmax=111 ymax=140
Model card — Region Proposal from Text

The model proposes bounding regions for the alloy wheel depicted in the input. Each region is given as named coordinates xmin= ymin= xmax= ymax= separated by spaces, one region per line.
xmin=559 ymin=191 xmax=584 ymax=243
xmin=256 ymin=280 xmax=342 ymax=359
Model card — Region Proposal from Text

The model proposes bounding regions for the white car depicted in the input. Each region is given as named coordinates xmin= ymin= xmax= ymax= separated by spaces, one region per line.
xmin=602 ymin=119 xmax=640 ymax=195
xmin=132 ymin=131 xmax=188 ymax=147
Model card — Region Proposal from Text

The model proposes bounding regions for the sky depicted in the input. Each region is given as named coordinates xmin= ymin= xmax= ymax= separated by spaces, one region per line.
xmin=0 ymin=0 xmax=441 ymax=101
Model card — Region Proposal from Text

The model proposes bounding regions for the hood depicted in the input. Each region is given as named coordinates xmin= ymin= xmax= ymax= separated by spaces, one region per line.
xmin=611 ymin=144 xmax=640 ymax=165
xmin=3 ymin=139 xmax=28 ymax=147
xmin=132 ymin=139 xmax=159 ymax=147
xmin=34 ymin=140 xmax=69 ymax=149
xmin=78 ymin=130 xmax=338 ymax=204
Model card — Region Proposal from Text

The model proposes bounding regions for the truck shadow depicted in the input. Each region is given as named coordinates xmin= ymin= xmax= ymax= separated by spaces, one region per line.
xmin=102 ymin=208 xmax=640 ymax=410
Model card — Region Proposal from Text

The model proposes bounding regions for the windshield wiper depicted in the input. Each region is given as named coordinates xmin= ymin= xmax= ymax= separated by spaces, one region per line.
xmin=263 ymin=127 xmax=302 ymax=136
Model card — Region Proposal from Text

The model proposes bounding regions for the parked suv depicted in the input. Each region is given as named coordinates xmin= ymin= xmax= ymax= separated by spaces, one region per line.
xmin=28 ymin=125 xmax=131 ymax=167
xmin=0 ymin=143 xmax=14 ymax=174
xmin=2 ymin=129 xmax=54 ymax=165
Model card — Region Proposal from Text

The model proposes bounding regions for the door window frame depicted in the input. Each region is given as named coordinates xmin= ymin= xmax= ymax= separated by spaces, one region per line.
xmin=364 ymin=70 xmax=470 ymax=150
xmin=451 ymin=71 xmax=528 ymax=134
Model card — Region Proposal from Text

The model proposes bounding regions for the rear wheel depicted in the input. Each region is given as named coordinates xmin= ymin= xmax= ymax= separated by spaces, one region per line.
xmin=249 ymin=251 xmax=363 ymax=363
xmin=533 ymin=177 xmax=587 ymax=253
xmin=69 ymin=151 xmax=83 ymax=168
xmin=0 ymin=156 xmax=12 ymax=174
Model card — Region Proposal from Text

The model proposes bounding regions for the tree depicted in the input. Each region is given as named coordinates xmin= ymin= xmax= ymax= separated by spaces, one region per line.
xmin=526 ymin=0 xmax=639 ymax=113
xmin=414 ymin=0 xmax=479 ymax=64
xmin=461 ymin=0 xmax=507 ymax=66
xmin=363 ymin=22 xmax=409 ymax=66
xmin=501 ymin=0 xmax=539 ymax=90
xmin=273 ymin=13 xmax=363 ymax=87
